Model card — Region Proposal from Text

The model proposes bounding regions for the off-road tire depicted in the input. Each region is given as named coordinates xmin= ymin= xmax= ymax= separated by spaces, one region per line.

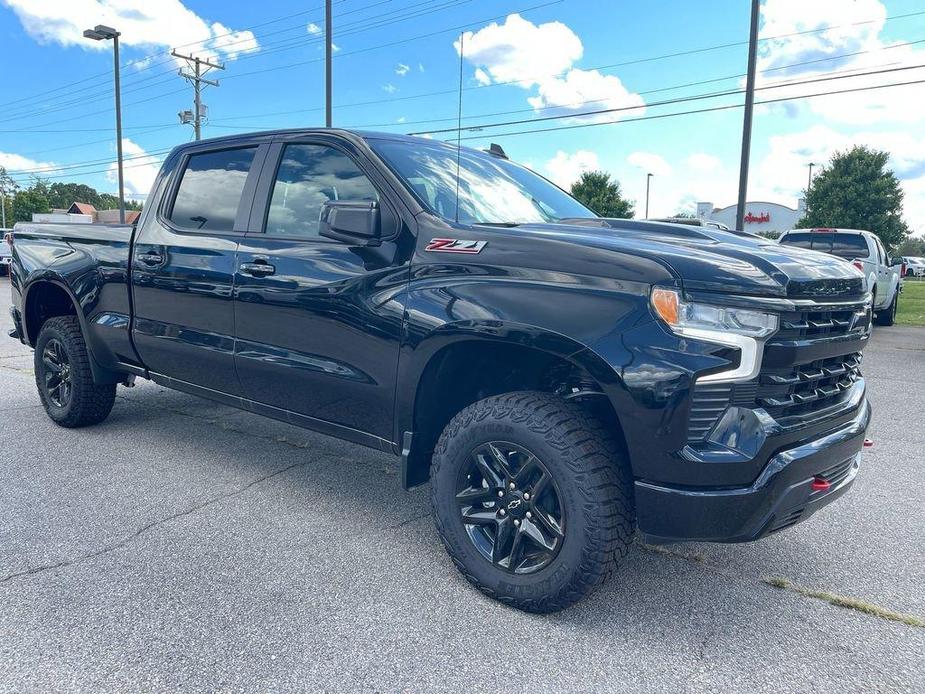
xmin=431 ymin=391 xmax=634 ymax=613
xmin=34 ymin=316 xmax=116 ymax=427
xmin=874 ymin=292 xmax=897 ymax=326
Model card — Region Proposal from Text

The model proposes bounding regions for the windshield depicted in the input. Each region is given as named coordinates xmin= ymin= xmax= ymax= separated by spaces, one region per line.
xmin=368 ymin=138 xmax=596 ymax=224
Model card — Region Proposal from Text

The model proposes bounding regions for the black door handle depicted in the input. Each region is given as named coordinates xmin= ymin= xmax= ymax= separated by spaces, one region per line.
xmin=240 ymin=259 xmax=276 ymax=277
xmin=138 ymin=251 xmax=163 ymax=266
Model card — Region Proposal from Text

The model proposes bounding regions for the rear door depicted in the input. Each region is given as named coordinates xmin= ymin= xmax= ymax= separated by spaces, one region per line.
xmin=131 ymin=141 xmax=269 ymax=395
xmin=232 ymin=135 xmax=411 ymax=442
xmin=871 ymin=236 xmax=891 ymax=303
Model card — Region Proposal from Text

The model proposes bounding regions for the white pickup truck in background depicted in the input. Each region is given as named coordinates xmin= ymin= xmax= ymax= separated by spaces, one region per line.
xmin=1 ymin=229 xmax=12 ymax=276
xmin=778 ymin=228 xmax=902 ymax=326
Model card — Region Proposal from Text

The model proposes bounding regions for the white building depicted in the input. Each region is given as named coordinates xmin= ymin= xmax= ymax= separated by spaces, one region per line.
xmin=697 ymin=199 xmax=806 ymax=235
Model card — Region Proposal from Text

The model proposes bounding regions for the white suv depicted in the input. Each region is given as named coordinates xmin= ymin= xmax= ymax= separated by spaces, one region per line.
xmin=778 ymin=228 xmax=902 ymax=326
xmin=902 ymin=256 xmax=925 ymax=278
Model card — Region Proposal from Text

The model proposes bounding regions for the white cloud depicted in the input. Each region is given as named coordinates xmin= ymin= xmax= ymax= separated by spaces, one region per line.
xmin=418 ymin=63 xmax=425 ymax=72
xmin=457 ymin=14 xmax=645 ymax=122
xmin=544 ymin=150 xmax=599 ymax=188
xmin=687 ymin=153 xmax=722 ymax=172
xmin=395 ymin=63 xmax=410 ymax=77
xmin=396 ymin=116 xmax=406 ymax=123
xmin=756 ymin=0 xmax=925 ymax=125
xmin=107 ymin=139 xmax=160 ymax=198
xmin=382 ymin=83 xmax=397 ymax=94
xmin=0 ymin=151 xmax=57 ymax=177
xmin=2 ymin=0 xmax=259 ymax=63
xmin=307 ymin=22 xmax=321 ymax=35
xmin=628 ymin=152 xmax=672 ymax=177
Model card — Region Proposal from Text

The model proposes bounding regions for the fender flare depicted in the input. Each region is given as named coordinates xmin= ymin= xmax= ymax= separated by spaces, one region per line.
xmin=395 ymin=319 xmax=628 ymax=486
xmin=21 ymin=273 xmax=119 ymax=383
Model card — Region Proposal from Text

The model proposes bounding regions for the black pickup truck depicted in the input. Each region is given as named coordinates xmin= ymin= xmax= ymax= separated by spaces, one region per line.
xmin=8 ymin=129 xmax=872 ymax=612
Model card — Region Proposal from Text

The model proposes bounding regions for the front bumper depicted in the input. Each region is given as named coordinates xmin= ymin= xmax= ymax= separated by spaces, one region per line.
xmin=636 ymin=398 xmax=871 ymax=543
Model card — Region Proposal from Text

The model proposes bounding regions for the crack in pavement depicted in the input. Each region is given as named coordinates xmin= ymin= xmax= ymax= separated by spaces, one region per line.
xmin=638 ymin=542 xmax=925 ymax=629
xmin=0 ymin=461 xmax=310 ymax=586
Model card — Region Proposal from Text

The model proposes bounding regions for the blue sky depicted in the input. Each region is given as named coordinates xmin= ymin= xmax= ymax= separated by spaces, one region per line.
xmin=1 ymin=0 xmax=924 ymax=234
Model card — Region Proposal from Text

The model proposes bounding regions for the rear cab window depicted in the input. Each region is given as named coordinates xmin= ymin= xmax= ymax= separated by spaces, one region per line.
xmin=168 ymin=147 xmax=258 ymax=231
xmin=780 ymin=231 xmax=870 ymax=259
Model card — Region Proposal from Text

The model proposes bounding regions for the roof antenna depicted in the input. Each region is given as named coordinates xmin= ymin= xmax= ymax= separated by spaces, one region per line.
xmin=454 ymin=31 xmax=464 ymax=224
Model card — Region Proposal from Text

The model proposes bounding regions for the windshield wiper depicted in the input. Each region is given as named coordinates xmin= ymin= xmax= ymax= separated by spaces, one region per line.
xmin=475 ymin=222 xmax=521 ymax=227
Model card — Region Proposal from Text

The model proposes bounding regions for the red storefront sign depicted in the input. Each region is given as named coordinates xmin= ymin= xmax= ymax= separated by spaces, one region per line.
xmin=744 ymin=212 xmax=770 ymax=224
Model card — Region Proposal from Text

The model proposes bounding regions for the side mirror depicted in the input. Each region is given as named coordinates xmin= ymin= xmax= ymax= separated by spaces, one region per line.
xmin=889 ymin=257 xmax=903 ymax=267
xmin=319 ymin=200 xmax=381 ymax=246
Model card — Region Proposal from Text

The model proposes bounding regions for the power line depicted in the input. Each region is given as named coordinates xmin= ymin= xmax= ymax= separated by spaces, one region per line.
xmin=448 ymin=77 xmax=925 ymax=142
xmin=10 ymin=75 xmax=925 ymax=184
xmin=408 ymin=61 xmax=925 ymax=136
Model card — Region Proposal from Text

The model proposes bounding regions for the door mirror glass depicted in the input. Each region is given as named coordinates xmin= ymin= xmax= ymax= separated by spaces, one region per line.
xmin=320 ymin=200 xmax=381 ymax=246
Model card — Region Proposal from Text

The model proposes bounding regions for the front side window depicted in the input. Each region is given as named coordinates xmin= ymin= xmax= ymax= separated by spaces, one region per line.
xmin=169 ymin=147 xmax=257 ymax=231
xmin=368 ymin=138 xmax=595 ymax=225
xmin=265 ymin=144 xmax=379 ymax=238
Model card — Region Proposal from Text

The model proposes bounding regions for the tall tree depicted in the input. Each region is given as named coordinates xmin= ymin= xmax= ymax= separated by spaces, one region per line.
xmin=11 ymin=188 xmax=49 ymax=223
xmin=570 ymin=171 xmax=634 ymax=219
xmin=798 ymin=145 xmax=909 ymax=248
xmin=0 ymin=167 xmax=19 ymax=227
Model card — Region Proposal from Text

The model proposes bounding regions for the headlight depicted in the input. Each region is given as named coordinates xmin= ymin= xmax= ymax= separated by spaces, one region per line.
xmin=650 ymin=287 xmax=778 ymax=338
xmin=650 ymin=287 xmax=778 ymax=383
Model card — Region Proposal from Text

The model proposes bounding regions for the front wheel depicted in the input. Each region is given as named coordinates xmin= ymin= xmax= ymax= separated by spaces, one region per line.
xmin=431 ymin=392 xmax=634 ymax=613
xmin=874 ymin=291 xmax=897 ymax=326
xmin=34 ymin=316 xmax=116 ymax=427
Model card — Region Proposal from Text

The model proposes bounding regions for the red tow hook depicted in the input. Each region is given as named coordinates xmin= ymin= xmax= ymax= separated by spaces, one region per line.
xmin=863 ymin=438 xmax=874 ymax=448
xmin=811 ymin=477 xmax=831 ymax=492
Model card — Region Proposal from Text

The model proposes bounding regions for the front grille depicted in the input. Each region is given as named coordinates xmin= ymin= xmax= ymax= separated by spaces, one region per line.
xmin=775 ymin=304 xmax=869 ymax=342
xmin=685 ymin=299 xmax=868 ymax=442
xmin=756 ymin=352 xmax=862 ymax=424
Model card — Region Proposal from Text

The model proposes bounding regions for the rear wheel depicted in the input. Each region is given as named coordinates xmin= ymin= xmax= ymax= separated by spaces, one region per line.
xmin=874 ymin=291 xmax=897 ymax=326
xmin=34 ymin=316 xmax=116 ymax=427
xmin=431 ymin=391 xmax=634 ymax=612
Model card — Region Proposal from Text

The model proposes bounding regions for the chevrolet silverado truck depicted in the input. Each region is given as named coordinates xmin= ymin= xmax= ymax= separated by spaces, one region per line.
xmin=8 ymin=130 xmax=872 ymax=612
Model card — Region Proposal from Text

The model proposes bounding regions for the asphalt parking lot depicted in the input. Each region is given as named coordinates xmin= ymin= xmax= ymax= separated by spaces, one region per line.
xmin=1 ymin=275 xmax=923 ymax=693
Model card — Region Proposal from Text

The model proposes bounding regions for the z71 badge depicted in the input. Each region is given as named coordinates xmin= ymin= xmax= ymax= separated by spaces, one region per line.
xmin=425 ymin=238 xmax=487 ymax=254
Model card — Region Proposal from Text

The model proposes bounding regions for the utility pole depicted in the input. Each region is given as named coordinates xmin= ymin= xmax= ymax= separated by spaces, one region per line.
xmin=172 ymin=50 xmax=224 ymax=140
xmin=735 ymin=0 xmax=760 ymax=231
xmin=806 ymin=162 xmax=815 ymax=193
xmin=645 ymin=173 xmax=653 ymax=219
xmin=325 ymin=0 xmax=333 ymax=127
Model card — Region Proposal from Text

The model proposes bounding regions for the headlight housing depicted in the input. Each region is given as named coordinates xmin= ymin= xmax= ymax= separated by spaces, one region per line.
xmin=650 ymin=287 xmax=779 ymax=383
xmin=650 ymin=287 xmax=778 ymax=338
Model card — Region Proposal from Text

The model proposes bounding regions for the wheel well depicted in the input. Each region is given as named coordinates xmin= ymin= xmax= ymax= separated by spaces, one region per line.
xmin=406 ymin=341 xmax=627 ymax=486
xmin=24 ymin=282 xmax=78 ymax=346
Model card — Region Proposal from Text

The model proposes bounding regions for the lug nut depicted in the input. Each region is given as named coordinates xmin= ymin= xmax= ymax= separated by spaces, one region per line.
xmin=513 ymin=519 xmax=520 ymax=526
xmin=509 ymin=482 xmax=516 ymax=490
xmin=523 ymin=492 xmax=531 ymax=501
xmin=526 ymin=511 xmax=532 ymax=519
xmin=499 ymin=508 xmax=506 ymax=516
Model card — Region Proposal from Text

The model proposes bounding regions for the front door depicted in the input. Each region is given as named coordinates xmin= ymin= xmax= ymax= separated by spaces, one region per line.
xmin=233 ymin=139 xmax=411 ymax=442
xmin=132 ymin=143 xmax=266 ymax=395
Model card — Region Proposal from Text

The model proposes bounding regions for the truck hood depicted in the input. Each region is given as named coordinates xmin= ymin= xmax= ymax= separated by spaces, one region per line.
xmin=505 ymin=219 xmax=867 ymax=300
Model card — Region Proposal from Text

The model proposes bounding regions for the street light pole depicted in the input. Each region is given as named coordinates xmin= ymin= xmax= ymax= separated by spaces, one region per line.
xmin=645 ymin=173 xmax=653 ymax=219
xmin=806 ymin=162 xmax=815 ymax=193
xmin=84 ymin=24 xmax=125 ymax=224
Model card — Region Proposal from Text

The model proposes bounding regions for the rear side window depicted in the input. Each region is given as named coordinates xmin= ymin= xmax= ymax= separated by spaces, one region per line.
xmin=265 ymin=144 xmax=379 ymax=238
xmin=169 ymin=147 xmax=257 ymax=231
xmin=830 ymin=234 xmax=870 ymax=259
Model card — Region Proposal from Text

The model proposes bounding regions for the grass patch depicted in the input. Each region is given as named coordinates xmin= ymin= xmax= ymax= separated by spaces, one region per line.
xmin=763 ymin=576 xmax=925 ymax=628
xmin=897 ymin=280 xmax=925 ymax=326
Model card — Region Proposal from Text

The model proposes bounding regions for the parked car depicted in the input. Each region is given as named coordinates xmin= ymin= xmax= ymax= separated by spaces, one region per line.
xmin=1 ymin=229 xmax=12 ymax=276
xmin=901 ymin=256 xmax=925 ymax=278
xmin=778 ymin=228 xmax=901 ymax=325
xmin=8 ymin=130 xmax=872 ymax=612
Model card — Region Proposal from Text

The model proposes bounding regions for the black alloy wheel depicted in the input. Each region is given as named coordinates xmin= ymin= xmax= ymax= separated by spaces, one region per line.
xmin=456 ymin=442 xmax=565 ymax=574
xmin=41 ymin=338 xmax=73 ymax=408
